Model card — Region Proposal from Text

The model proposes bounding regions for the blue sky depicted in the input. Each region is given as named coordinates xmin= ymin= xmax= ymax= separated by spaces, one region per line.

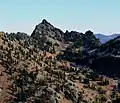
xmin=0 ymin=0 xmax=120 ymax=35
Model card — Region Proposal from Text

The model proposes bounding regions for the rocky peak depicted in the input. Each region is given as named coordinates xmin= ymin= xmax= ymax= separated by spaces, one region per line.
xmin=35 ymin=19 xmax=54 ymax=31
xmin=41 ymin=19 xmax=51 ymax=25
xmin=65 ymin=30 xmax=69 ymax=34
xmin=85 ymin=30 xmax=93 ymax=35
xmin=85 ymin=30 xmax=95 ymax=38
xmin=31 ymin=19 xmax=64 ymax=41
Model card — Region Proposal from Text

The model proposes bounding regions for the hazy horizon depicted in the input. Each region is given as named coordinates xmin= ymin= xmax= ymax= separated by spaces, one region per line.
xmin=0 ymin=0 xmax=120 ymax=35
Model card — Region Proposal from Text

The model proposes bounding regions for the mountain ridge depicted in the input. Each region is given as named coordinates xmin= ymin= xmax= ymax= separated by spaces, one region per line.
xmin=96 ymin=33 xmax=120 ymax=44
xmin=0 ymin=19 xmax=120 ymax=103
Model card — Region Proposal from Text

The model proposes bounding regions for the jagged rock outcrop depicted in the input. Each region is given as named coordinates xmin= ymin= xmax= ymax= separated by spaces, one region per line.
xmin=64 ymin=30 xmax=83 ymax=42
xmin=58 ymin=30 xmax=101 ymax=63
xmin=84 ymin=30 xmax=101 ymax=49
xmin=31 ymin=19 xmax=64 ymax=41
xmin=30 ymin=19 xmax=65 ymax=52
xmin=64 ymin=30 xmax=101 ymax=50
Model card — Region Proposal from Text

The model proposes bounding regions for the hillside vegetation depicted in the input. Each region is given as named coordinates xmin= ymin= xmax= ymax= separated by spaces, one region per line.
xmin=0 ymin=19 xmax=120 ymax=103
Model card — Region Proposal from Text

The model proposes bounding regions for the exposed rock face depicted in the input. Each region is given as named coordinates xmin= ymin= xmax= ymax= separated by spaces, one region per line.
xmin=84 ymin=30 xmax=101 ymax=49
xmin=58 ymin=30 xmax=101 ymax=64
xmin=31 ymin=19 xmax=64 ymax=41
xmin=30 ymin=19 xmax=101 ymax=53
xmin=64 ymin=30 xmax=101 ymax=50
xmin=1 ymin=19 xmax=120 ymax=103
xmin=64 ymin=31 xmax=83 ymax=42
xmin=30 ymin=19 xmax=65 ymax=52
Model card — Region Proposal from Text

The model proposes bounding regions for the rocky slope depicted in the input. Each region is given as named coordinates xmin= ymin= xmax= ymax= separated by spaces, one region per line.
xmin=31 ymin=19 xmax=64 ymax=42
xmin=64 ymin=30 xmax=101 ymax=49
xmin=31 ymin=19 xmax=65 ymax=52
xmin=57 ymin=26 xmax=120 ymax=77
xmin=0 ymin=19 xmax=120 ymax=103
xmin=90 ymin=36 xmax=120 ymax=77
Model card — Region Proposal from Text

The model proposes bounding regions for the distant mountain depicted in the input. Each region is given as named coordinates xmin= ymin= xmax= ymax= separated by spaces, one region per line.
xmin=95 ymin=36 xmax=120 ymax=56
xmin=95 ymin=33 xmax=120 ymax=44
